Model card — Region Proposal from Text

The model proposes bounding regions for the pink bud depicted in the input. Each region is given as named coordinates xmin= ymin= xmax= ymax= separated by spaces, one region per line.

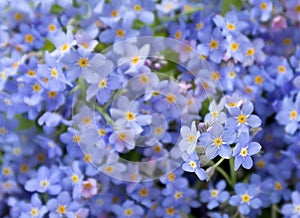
xmin=80 ymin=178 xmax=98 ymax=198
xmin=271 ymin=15 xmax=287 ymax=31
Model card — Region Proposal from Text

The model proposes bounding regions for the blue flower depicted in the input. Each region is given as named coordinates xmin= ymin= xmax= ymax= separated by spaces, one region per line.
xmin=197 ymin=27 xmax=226 ymax=64
xmin=250 ymin=0 xmax=273 ymax=22
xmin=201 ymin=123 xmax=236 ymax=159
xmin=178 ymin=121 xmax=200 ymax=158
xmin=125 ymin=0 xmax=155 ymax=24
xmin=213 ymin=10 xmax=248 ymax=36
xmin=112 ymin=200 xmax=144 ymax=218
xmin=168 ymin=18 xmax=189 ymax=41
xmin=24 ymin=166 xmax=62 ymax=195
xmin=276 ymin=94 xmax=300 ymax=135
xmin=19 ymin=193 xmax=48 ymax=218
xmin=200 ymin=180 xmax=230 ymax=209
xmin=182 ymin=153 xmax=206 ymax=180
xmin=47 ymin=191 xmax=78 ymax=218
xmin=233 ymin=132 xmax=262 ymax=170
xmin=226 ymin=101 xmax=262 ymax=133
xmin=204 ymin=98 xmax=227 ymax=124
xmin=229 ymin=183 xmax=262 ymax=215
xmin=281 ymin=191 xmax=300 ymax=218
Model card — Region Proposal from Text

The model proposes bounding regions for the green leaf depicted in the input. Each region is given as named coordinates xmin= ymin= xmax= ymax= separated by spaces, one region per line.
xmin=16 ymin=114 xmax=35 ymax=131
xmin=50 ymin=4 xmax=64 ymax=14
xmin=42 ymin=38 xmax=55 ymax=52
xmin=51 ymin=4 xmax=63 ymax=14
xmin=221 ymin=0 xmax=242 ymax=14
xmin=132 ymin=19 xmax=145 ymax=29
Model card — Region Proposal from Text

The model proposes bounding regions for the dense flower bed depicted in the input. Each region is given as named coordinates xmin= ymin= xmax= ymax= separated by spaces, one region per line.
xmin=0 ymin=0 xmax=300 ymax=217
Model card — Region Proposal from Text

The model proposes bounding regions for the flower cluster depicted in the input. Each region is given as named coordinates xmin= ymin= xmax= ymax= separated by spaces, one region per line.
xmin=0 ymin=0 xmax=299 ymax=218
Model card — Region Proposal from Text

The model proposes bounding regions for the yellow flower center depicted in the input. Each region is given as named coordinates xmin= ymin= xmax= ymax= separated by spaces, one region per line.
xmin=154 ymin=144 xmax=161 ymax=152
xmin=48 ymin=24 xmax=56 ymax=32
xmin=32 ymin=83 xmax=41 ymax=92
xmin=240 ymin=148 xmax=248 ymax=157
xmin=294 ymin=205 xmax=300 ymax=212
xmin=237 ymin=114 xmax=247 ymax=124
xmin=241 ymin=193 xmax=250 ymax=203
xmin=116 ymin=29 xmax=125 ymax=38
xmin=118 ymin=133 xmax=127 ymax=141
xmin=211 ymin=189 xmax=219 ymax=197
xmin=51 ymin=68 xmax=58 ymax=78
xmin=125 ymin=111 xmax=135 ymax=121
xmin=134 ymin=4 xmax=141 ymax=12
xmin=254 ymin=75 xmax=264 ymax=85
xmin=214 ymin=137 xmax=223 ymax=147
xmin=82 ymin=116 xmax=91 ymax=125
xmin=166 ymin=207 xmax=175 ymax=215
xmin=260 ymin=2 xmax=267 ymax=10
xmin=275 ymin=181 xmax=282 ymax=190
xmin=175 ymin=31 xmax=182 ymax=40
xmin=290 ymin=110 xmax=297 ymax=119
xmin=25 ymin=34 xmax=34 ymax=43
xmin=48 ymin=91 xmax=57 ymax=98
xmin=61 ymin=43 xmax=69 ymax=52
xmin=256 ymin=160 xmax=265 ymax=168
xmin=209 ymin=40 xmax=219 ymax=49
xmin=57 ymin=205 xmax=66 ymax=214
xmin=40 ymin=180 xmax=49 ymax=187
xmin=211 ymin=71 xmax=220 ymax=81
xmin=71 ymin=174 xmax=79 ymax=183
xmin=174 ymin=191 xmax=183 ymax=199
xmin=14 ymin=12 xmax=23 ymax=21
xmin=111 ymin=10 xmax=118 ymax=17
xmin=131 ymin=56 xmax=139 ymax=65
xmin=196 ymin=22 xmax=203 ymax=30
xmin=246 ymin=47 xmax=255 ymax=56
xmin=98 ymin=128 xmax=106 ymax=136
xmin=188 ymin=134 xmax=195 ymax=143
xmin=139 ymin=188 xmax=148 ymax=197
xmin=140 ymin=75 xmax=149 ymax=84
xmin=27 ymin=70 xmax=35 ymax=76
xmin=231 ymin=42 xmax=239 ymax=51
xmin=124 ymin=208 xmax=133 ymax=216
xmin=30 ymin=208 xmax=38 ymax=216
xmin=278 ymin=65 xmax=286 ymax=74
xmin=227 ymin=23 xmax=235 ymax=31
xmin=78 ymin=58 xmax=88 ymax=67
xmin=189 ymin=160 xmax=197 ymax=169
xmin=0 ymin=127 xmax=6 ymax=135
xmin=168 ymin=173 xmax=175 ymax=181
xmin=20 ymin=164 xmax=29 ymax=173
xmin=166 ymin=94 xmax=176 ymax=103
xmin=105 ymin=166 xmax=114 ymax=173
xmin=98 ymin=79 xmax=107 ymax=88
xmin=84 ymin=154 xmax=91 ymax=163
xmin=283 ymin=38 xmax=291 ymax=45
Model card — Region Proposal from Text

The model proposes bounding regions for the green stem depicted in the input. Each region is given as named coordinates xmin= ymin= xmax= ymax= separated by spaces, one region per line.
xmin=230 ymin=157 xmax=236 ymax=185
xmin=213 ymin=158 xmax=224 ymax=168
xmin=215 ymin=166 xmax=233 ymax=188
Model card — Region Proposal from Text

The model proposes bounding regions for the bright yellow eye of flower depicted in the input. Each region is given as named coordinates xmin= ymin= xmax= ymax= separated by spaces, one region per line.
xmin=124 ymin=208 xmax=133 ymax=216
xmin=240 ymin=148 xmax=248 ymax=157
xmin=211 ymin=189 xmax=219 ymax=197
xmin=57 ymin=205 xmax=66 ymax=214
xmin=78 ymin=58 xmax=88 ymax=67
xmin=231 ymin=42 xmax=239 ymax=51
xmin=254 ymin=75 xmax=264 ymax=85
xmin=175 ymin=31 xmax=182 ymax=40
xmin=237 ymin=114 xmax=247 ymax=124
xmin=134 ymin=4 xmax=141 ymax=12
xmin=241 ymin=194 xmax=250 ymax=203
xmin=116 ymin=29 xmax=125 ymax=38
xmin=99 ymin=79 xmax=107 ymax=88
xmin=188 ymin=134 xmax=195 ymax=143
xmin=189 ymin=160 xmax=197 ymax=169
xmin=214 ymin=137 xmax=223 ymax=147
xmin=166 ymin=207 xmax=175 ymax=215
xmin=48 ymin=24 xmax=56 ymax=32
xmin=211 ymin=71 xmax=220 ymax=81
xmin=111 ymin=10 xmax=118 ymax=17
xmin=260 ymin=2 xmax=267 ymax=10
xmin=166 ymin=94 xmax=176 ymax=103
xmin=290 ymin=110 xmax=297 ymax=119
xmin=227 ymin=23 xmax=235 ymax=31
xmin=209 ymin=40 xmax=219 ymax=49
xmin=278 ymin=65 xmax=286 ymax=74
xmin=30 ymin=208 xmax=38 ymax=216
xmin=246 ymin=47 xmax=255 ymax=56
xmin=61 ymin=43 xmax=69 ymax=52
xmin=139 ymin=188 xmax=148 ymax=197
xmin=125 ymin=111 xmax=135 ymax=121
xmin=25 ymin=34 xmax=34 ymax=43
